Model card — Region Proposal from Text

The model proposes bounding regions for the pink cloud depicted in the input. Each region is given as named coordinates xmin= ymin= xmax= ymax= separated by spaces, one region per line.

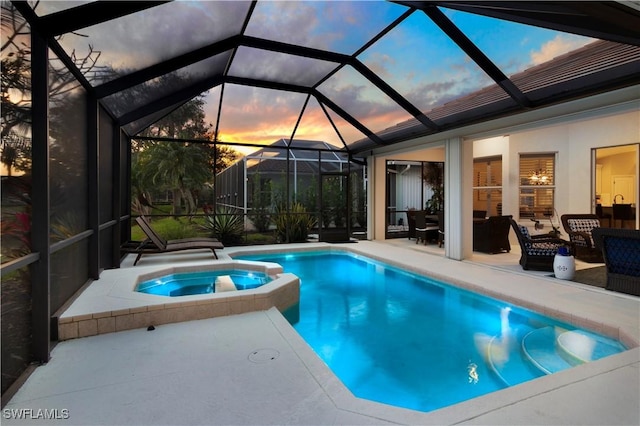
xmin=530 ymin=35 xmax=594 ymax=66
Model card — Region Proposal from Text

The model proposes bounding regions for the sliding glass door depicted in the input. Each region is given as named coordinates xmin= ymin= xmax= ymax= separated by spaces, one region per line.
xmin=593 ymin=144 xmax=639 ymax=229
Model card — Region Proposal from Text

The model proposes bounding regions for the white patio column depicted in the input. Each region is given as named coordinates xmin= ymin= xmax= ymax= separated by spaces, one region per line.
xmin=444 ymin=137 xmax=474 ymax=260
xmin=367 ymin=153 xmax=376 ymax=240
xmin=243 ymin=157 xmax=248 ymax=229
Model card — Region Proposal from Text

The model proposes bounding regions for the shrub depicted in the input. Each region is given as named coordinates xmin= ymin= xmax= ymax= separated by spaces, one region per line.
xmin=250 ymin=211 xmax=271 ymax=233
xmin=51 ymin=212 xmax=84 ymax=242
xmin=273 ymin=202 xmax=315 ymax=243
xmin=200 ymin=207 xmax=244 ymax=246
xmin=250 ymin=173 xmax=272 ymax=232
xmin=245 ymin=232 xmax=277 ymax=245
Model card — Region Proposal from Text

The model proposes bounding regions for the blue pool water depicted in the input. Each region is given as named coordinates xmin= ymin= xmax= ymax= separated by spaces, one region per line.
xmin=136 ymin=270 xmax=271 ymax=297
xmin=236 ymin=250 xmax=627 ymax=413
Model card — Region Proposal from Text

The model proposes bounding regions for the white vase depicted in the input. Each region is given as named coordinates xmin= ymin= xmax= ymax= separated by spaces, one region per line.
xmin=553 ymin=254 xmax=576 ymax=280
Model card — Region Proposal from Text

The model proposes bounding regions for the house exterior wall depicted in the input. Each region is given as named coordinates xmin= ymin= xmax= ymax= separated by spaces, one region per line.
xmin=471 ymin=108 xmax=639 ymax=246
xmin=504 ymin=108 xmax=639 ymax=219
xmin=369 ymin=91 xmax=639 ymax=257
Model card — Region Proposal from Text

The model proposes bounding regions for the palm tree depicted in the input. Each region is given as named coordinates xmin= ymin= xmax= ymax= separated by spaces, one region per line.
xmin=133 ymin=94 xmax=239 ymax=216
xmin=142 ymin=142 xmax=210 ymax=215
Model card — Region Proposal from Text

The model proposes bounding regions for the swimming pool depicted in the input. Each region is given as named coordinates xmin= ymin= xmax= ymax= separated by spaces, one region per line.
xmin=236 ymin=250 xmax=627 ymax=413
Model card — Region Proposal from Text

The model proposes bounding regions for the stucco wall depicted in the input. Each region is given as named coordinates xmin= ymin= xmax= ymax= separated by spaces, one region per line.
xmin=472 ymin=110 xmax=639 ymax=245
xmin=370 ymin=102 xmax=639 ymax=242
xmin=492 ymin=109 xmax=639 ymax=219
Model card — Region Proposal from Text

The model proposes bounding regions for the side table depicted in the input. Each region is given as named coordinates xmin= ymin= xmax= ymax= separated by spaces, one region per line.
xmin=553 ymin=247 xmax=575 ymax=280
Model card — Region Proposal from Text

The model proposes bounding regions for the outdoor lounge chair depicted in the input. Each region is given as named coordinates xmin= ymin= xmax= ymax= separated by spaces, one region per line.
xmin=137 ymin=215 xmax=222 ymax=245
xmin=560 ymin=214 xmax=603 ymax=263
xmin=510 ymin=219 xmax=571 ymax=271
xmin=592 ymin=227 xmax=640 ymax=296
xmin=123 ymin=216 xmax=224 ymax=265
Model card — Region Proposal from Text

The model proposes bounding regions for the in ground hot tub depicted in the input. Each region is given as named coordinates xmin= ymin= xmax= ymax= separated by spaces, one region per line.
xmin=136 ymin=269 xmax=272 ymax=296
xmin=56 ymin=261 xmax=300 ymax=341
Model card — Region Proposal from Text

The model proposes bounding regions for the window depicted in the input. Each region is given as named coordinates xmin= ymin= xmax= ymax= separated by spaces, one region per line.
xmin=473 ymin=156 xmax=502 ymax=217
xmin=519 ymin=154 xmax=555 ymax=219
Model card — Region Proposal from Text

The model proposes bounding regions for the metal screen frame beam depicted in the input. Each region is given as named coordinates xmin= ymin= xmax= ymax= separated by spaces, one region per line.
xmin=240 ymin=36 xmax=435 ymax=130
xmin=29 ymin=28 xmax=51 ymax=363
xmin=422 ymin=5 xmax=531 ymax=108
xmin=425 ymin=1 xmax=640 ymax=47
xmin=94 ymin=35 xmax=241 ymax=98
xmin=117 ymin=75 xmax=224 ymax=126
xmin=36 ymin=1 xmax=170 ymax=37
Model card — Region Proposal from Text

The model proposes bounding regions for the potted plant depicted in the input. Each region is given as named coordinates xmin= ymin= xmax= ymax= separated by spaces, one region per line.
xmin=423 ymin=162 xmax=444 ymax=214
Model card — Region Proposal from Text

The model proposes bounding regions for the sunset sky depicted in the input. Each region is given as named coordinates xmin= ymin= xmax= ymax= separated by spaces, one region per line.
xmin=46 ymin=1 xmax=594 ymax=155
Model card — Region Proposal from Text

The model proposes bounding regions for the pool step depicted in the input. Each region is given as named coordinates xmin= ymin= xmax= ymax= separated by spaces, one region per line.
xmin=489 ymin=326 xmax=626 ymax=385
xmin=521 ymin=326 xmax=573 ymax=374
xmin=487 ymin=325 xmax=543 ymax=386
xmin=556 ymin=330 xmax=626 ymax=365
xmin=169 ymin=284 xmax=213 ymax=297
xmin=521 ymin=327 xmax=626 ymax=375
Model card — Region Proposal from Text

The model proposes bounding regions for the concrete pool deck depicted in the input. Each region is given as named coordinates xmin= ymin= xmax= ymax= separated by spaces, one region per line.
xmin=3 ymin=241 xmax=639 ymax=425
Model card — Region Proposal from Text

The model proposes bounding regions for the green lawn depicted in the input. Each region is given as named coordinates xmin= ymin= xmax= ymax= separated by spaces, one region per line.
xmin=131 ymin=216 xmax=209 ymax=241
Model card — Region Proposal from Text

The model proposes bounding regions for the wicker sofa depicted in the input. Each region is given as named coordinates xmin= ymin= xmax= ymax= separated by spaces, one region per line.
xmin=592 ymin=228 xmax=640 ymax=296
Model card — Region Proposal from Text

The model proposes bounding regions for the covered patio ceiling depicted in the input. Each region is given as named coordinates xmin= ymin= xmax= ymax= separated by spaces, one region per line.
xmin=15 ymin=0 xmax=640 ymax=154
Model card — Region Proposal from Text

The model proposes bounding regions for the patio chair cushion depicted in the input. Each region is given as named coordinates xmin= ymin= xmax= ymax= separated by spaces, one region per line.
xmin=566 ymin=218 xmax=600 ymax=247
xmin=560 ymin=214 xmax=603 ymax=263
xmin=518 ymin=224 xmax=531 ymax=239
xmin=516 ymin=224 xmax=560 ymax=256
xmin=524 ymin=241 xmax=562 ymax=256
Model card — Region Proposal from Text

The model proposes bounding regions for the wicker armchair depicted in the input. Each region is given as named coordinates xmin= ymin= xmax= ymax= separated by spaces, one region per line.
xmin=560 ymin=214 xmax=603 ymax=263
xmin=592 ymin=228 xmax=640 ymax=296
xmin=473 ymin=215 xmax=512 ymax=254
xmin=415 ymin=210 xmax=439 ymax=244
xmin=510 ymin=219 xmax=571 ymax=271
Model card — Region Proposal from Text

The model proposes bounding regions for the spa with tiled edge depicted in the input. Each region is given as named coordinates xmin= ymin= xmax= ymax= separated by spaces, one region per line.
xmin=56 ymin=261 xmax=300 ymax=341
